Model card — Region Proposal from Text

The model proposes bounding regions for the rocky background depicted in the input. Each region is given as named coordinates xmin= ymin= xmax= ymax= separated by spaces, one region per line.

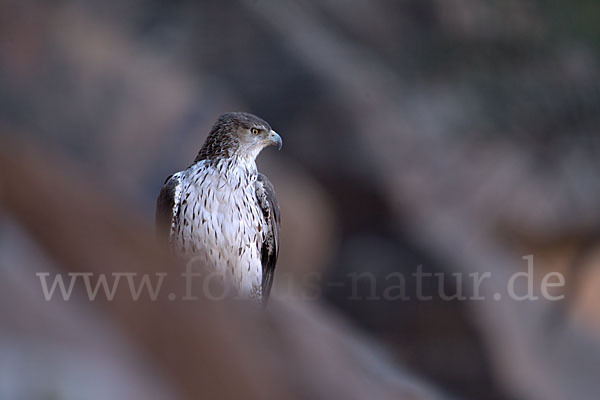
xmin=1 ymin=1 xmax=600 ymax=399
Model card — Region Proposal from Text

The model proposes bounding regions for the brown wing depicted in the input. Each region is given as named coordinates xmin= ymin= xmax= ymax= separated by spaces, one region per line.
xmin=256 ymin=173 xmax=280 ymax=303
xmin=155 ymin=172 xmax=181 ymax=241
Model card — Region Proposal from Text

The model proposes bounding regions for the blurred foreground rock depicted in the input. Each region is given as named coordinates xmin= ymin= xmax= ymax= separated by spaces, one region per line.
xmin=0 ymin=138 xmax=451 ymax=399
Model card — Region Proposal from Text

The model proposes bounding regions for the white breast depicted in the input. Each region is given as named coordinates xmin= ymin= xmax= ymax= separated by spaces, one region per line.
xmin=173 ymin=159 xmax=266 ymax=299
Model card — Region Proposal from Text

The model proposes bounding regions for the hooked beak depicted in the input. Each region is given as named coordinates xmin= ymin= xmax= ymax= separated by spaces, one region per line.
xmin=266 ymin=130 xmax=283 ymax=150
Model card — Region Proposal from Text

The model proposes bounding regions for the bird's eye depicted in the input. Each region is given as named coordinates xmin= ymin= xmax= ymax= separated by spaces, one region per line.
xmin=251 ymin=128 xmax=260 ymax=135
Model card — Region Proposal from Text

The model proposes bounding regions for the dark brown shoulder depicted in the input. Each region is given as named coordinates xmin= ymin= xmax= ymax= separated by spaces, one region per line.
xmin=256 ymin=173 xmax=280 ymax=303
xmin=155 ymin=173 xmax=182 ymax=240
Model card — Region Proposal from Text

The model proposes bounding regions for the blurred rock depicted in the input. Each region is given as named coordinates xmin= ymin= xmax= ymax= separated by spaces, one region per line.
xmin=0 ymin=138 xmax=453 ymax=400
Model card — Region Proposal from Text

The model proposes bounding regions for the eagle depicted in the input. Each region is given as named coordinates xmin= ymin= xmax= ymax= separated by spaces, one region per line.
xmin=156 ymin=112 xmax=281 ymax=303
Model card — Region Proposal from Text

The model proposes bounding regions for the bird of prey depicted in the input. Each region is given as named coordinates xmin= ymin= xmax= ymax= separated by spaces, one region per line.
xmin=156 ymin=112 xmax=281 ymax=302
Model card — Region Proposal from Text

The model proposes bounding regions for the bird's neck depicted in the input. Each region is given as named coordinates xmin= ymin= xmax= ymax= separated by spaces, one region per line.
xmin=229 ymin=154 xmax=258 ymax=175
xmin=206 ymin=153 xmax=258 ymax=186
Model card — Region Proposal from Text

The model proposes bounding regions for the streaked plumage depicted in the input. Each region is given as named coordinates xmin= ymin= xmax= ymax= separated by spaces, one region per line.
xmin=156 ymin=112 xmax=281 ymax=302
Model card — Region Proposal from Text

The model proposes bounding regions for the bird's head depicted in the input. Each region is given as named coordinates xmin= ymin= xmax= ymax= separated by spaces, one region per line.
xmin=195 ymin=112 xmax=282 ymax=163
